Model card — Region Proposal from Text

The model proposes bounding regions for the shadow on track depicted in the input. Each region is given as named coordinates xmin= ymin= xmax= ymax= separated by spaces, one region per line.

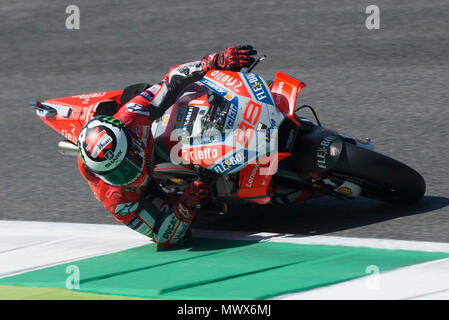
xmin=192 ymin=195 xmax=449 ymax=236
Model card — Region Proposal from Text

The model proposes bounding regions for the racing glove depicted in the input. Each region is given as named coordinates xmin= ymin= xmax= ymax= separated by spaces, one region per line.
xmin=173 ymin=181 xmax=210 ymax=222
xmin=202 ymin=45 xmax=258 ymax=72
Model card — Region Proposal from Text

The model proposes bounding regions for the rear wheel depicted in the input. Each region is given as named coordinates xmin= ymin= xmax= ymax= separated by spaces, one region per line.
xmin=330 ymin=143 xmax=426 ymax=204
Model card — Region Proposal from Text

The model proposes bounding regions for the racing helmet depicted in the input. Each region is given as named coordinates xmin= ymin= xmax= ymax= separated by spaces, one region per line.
xmin=78 ymin=116 xmax=146 ymax=186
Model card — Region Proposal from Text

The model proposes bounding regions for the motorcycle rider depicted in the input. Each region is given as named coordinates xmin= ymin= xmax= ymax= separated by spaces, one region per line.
xmin=77 ymin=45 xmax=258 ymax=247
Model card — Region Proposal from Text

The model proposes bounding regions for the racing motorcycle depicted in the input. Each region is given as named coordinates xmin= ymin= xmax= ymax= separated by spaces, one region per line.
xmin=29 ymin=56 xmax=425 ymax=210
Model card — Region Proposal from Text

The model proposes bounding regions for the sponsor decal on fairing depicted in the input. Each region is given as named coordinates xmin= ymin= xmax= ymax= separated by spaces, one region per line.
xmin=225 ymin=103 xmax=239 ymax=129
xmin=242 ymin=72 xmax=274 ymax=105
xmin=317 ymin=135 xmax=338 ymax=169
xmin=210 ymin=149 xmax=252 ymax=174
xmin=199 ymin=78 xmax=239 ymax=106
xmin=208 ymin=70 xmax=245 ymax=93
xmin=73 ymin=92 xmax=107 ymax=104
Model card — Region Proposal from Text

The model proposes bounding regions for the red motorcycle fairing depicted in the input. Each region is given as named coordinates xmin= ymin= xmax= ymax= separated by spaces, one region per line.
xmin=270 ymin=72 xmax=306 ymax=127
xmin=34 ymin=90 xmax=123 ymax=145
xmin=238 ymin=152 xmax=291 ymax=204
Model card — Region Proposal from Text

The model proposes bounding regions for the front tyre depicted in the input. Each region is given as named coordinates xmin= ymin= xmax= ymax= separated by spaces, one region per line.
xmin=331 ymin=143 xmax=426 ymax=204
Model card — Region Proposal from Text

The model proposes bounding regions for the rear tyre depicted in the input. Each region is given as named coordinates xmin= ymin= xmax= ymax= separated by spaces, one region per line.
xmin=330 ymin=143 xmax=426 ymax=204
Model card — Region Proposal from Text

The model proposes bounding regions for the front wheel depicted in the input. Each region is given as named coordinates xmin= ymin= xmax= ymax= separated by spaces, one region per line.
xmin=330 ymin=143 xmax=426 ymax=204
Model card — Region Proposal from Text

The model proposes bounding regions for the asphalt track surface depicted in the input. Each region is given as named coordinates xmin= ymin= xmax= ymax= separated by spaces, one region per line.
xmin=1 ymin=0 xmax=449 ymax=242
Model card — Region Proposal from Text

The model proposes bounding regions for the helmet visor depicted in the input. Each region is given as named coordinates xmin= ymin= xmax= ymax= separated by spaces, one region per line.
xmin=99 ymin=139 xmax=145 ymax=186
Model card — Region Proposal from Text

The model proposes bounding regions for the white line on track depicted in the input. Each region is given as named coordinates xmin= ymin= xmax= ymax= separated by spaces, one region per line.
xmin=273 ymin=257 xmax=449 ymax=300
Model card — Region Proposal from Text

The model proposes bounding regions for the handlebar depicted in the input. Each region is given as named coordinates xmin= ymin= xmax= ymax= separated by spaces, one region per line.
xmin=247 ymin=55 xmax=267 ymax=73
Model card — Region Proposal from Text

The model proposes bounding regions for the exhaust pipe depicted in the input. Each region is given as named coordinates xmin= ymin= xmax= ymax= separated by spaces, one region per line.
xmin=58 ymin=140 xmax=78 ymax=157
